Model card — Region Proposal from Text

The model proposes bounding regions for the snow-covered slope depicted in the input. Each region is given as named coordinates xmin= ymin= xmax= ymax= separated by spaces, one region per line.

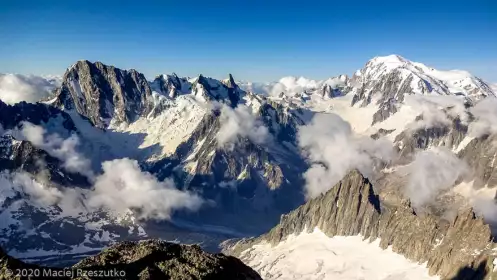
xmin=352 ymin=55 xmax=494 ymax=100
xmin=110 ymin=94 xmax=208 ymax=158
xmin=240 ymin=228 xmax=437 ymax=280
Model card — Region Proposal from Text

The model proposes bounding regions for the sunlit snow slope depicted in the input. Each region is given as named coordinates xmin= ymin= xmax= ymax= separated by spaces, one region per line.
xmin=239 ymin=228 xmax=438 ymax=280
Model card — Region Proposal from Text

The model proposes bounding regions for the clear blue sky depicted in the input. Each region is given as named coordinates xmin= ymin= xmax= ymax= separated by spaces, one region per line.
xmin=1 ymin=0 xmax=496 ymax=82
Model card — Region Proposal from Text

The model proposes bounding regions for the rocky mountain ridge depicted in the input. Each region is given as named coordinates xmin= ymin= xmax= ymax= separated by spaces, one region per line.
xmin=223 ymin=169 xmax=497 ymax=279
xmin=0 ymin=239 xmax=261 ymax=280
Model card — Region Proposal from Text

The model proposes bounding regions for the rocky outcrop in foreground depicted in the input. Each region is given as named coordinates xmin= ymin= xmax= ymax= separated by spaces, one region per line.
xmin=0 ymin=240 xmax=261 ymax=280
xmin=224 ymin=170 xmax=497 ymax=280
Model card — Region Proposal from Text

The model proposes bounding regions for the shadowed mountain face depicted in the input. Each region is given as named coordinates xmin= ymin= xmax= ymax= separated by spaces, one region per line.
xmin=0 ymin=240 xmax=262 ymax=280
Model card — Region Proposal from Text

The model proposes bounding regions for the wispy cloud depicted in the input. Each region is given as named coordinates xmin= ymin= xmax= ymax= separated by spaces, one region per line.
xmin=216 ymin=103 xmax=270 ymax=148
xmin=404 ymin=95 xmax=468 ymax=130
xmin=0 ymin=74 xmax=55 ymax=104
xmin=1 ymin=158 xmax=204 ymax=221
xmin=87 ymin=158 xmax=203 ymax=220
xmin=298 ymin=112 xmax=395 ymax=199
xmin=468 ymin=97 xmax=497 ymax=137
xmin=404 ymin=147 xmax=469 ymax=209
xmin=16 ymin=122 xmax=94 ymax=178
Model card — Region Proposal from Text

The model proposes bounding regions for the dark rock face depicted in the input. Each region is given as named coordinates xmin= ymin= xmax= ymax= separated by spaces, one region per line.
xmin=75 ymin=240 xmax=261 ymax=280
xmin=0 ymin=240 xmax=261 ymax=280
xmin=54 ymin=60 xmax=153 ymax=128
xmin=1 ymin=247 xmax=47 ymax=280
xmin=370 ymin=128 xmax=396 ymax=140
xmin=190 ymin=74 xmax=245 ymax=108
xmin=0 ymin=100 xmax=76 ymax=132
xmin=150 ymin=103 xmax=306 ymax=234
xmin=0 ymin=100 xmax=89 ymax=186
xmin=225 ymin=170 xmax=497 ymax=280
xmin=393 ymin=116 xmax=468 ymax=164
xmin=151 ymin=73 xmax=190 ymax=98
xmin=0 ymin=135 xmax=89 ymax=187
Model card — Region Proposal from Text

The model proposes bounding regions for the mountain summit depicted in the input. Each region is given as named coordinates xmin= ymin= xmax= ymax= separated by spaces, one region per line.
xmin=54 ymin=60 xmax=154 ymax=128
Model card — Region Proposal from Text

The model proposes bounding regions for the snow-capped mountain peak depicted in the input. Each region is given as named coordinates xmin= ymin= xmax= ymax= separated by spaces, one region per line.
xmin=356 ymin=54 xmax=495 ymax=100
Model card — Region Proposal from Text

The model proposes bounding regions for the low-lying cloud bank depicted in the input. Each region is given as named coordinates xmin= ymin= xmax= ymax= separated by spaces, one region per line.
xmin=17 ymin=122 xmax=95 ymax=178
xmin=298 ymin=112 xmax=395 ymax=199
xmin=0 ymin=159 xmax=204 ymax=221
xmin=404 ymin=95 xmax=497 ymax=138
xmin=88 ymin=158 xmax=203 ymax=220
xmin=0 ymin=123 xmax=204 ymax=221
xmin=0 ymin=74 xmax=56 ymax=105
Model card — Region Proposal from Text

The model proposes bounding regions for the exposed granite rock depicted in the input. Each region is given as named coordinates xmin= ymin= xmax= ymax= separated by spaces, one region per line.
xmin=372 ymin=100 xmax=399 ymax=125
xmin=0 ymin=247 xmax=47 ymax=280
xmin=54 ymin=60 xmax=153 ymax=128
xmin=0 ymin=100 xmax=76 ymax=132
xmin=370 ymin=128 xmax=396 ymax=140
xmin=149 ymin=105 xmax=305 ymax=234
xmin=224 ymin=170 xmax=497 ymax=280
xmin=393 ymin=116 xmax=468 ymax=164
xmin=458 ymin=134 xmax=497 ymax=188
xmin=0 ymin=240 xmax=261 ymax=280
xmin=190 ymin=74 xmax=244 ymax=107
xmin=0 ymin=135 xmax=89 ymax=187
xmin=150 ymin=73 xmax=190 ymax=98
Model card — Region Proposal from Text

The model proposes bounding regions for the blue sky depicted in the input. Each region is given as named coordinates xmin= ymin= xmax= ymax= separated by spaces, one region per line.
xmin=1 ymin=0 xmax=496 ymax=82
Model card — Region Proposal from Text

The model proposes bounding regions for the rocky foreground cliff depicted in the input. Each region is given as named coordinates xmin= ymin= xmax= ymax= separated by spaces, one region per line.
xmin=223 ymin=170 xmax=497 ymax=280
xmin=0 ymin=240 xmax=261 ymax=280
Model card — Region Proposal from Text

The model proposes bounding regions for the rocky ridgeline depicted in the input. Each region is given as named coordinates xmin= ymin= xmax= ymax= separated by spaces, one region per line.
xmin=0 ymin=240 xmax=261 ymax=280
xmin=224 ymin=170 xmax=497 ymax=279
xmin=459 ymin=134 xmax=497 ymax=188
xmin=54 ymin=60 xmax=153 ymax=128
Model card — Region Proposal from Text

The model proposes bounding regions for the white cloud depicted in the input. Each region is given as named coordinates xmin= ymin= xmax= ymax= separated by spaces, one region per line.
xmin=405 ymin=147 xmax=469 ymax=209
xmin=298 ymin=113 xmax=395 ymax=199
xmin=452 ymin=180 xmax=497 ymax=226
xmin=270 ymin=77 xmax=321 ymax=97
xmin=239 ymin=76 xmax=346 ymax=97
xmin=0 ymin=170 xmax=83 ymax=215
xmin=404 ymin=95 xmax=468 ymax=130
xmin=0 ymin=74 xmax=55 ymax=105
xmin=11 ymin=171 xmax=64 ymax=206
xmin=468 ymin=97 xmax=497 ymax=137
xmin=18 ymin=122 xmax=94 ymax=178
xmin=87 ymin=158 xmax=203 ymax=220
xmin=1 ymin=158 xmax=204 ymax=221
xmin=216 ymin=104 xmax=270 ymax=148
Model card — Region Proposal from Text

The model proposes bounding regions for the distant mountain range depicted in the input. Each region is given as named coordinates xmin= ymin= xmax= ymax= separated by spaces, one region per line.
xmin=1 ymin=55 xmax=497 ymax=279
